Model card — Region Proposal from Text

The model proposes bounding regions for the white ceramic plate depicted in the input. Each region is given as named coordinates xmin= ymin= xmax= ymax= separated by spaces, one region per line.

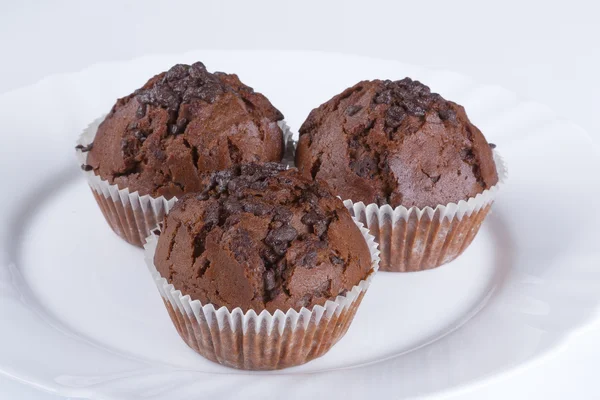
xmin=1 ymin=51 xmax=599 ymax=400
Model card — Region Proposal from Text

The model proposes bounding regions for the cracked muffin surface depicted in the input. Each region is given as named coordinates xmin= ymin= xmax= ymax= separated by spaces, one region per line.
xmin=153 ymin=163 xmax=373 ymax=313
xmin=295 ymin=78 xmax=498 ymax=209
xmin=86 ymin=62 xmax=284 ymax=199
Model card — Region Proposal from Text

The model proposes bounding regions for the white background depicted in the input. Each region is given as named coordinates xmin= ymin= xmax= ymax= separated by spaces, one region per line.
xmin=1 ymin=0 xmax=599 ymax=399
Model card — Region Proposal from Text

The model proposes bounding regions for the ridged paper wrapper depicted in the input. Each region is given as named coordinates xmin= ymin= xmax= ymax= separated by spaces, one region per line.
xmin=144 ymin=219 xmax=380 ymax=370
xmin=344 ymin=151 xmax=507 ymax=272
xmin=76 ymin=117 xmax=294 ymax=247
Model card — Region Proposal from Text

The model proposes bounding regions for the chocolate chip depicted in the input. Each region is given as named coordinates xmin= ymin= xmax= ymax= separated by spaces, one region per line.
xmin=374 ymin=90 xmax=392 ymax=105
xmin=438 ymin=108 xmax=456 ymax=121
xmin=270 ymin=221 xmax=283 ymax=230
xmin=302 ymin=211 xmax=330 ymax=237
xmin=136 ymin=103 xmax=147 ymax=118
xmin=301 ymin=191 xmax=320 ymax=206
xmin=155 ymin=88 xmax=179 ymax=110
xmin=264 ymin=269 xmax=277 ymax=291
xmin=133 ymin=131 xmax=147 ymax=143
xmin=75 ymin=143 xmax=93 ymax=152
xmin=313 ymin=220 xmax=328 ymax=237
xmin=203 ymin=203 xmax=220 ymax=227
xmin=249 ymin=180 xmax=268 ymax=191
xmin=489 ymin=143 xmax=497 ymax=149
xmin=81 ymin=164 xmax=93 ymax=171
xmin=261 ymin=247 xmax=279 ymax=264
xmin=153 ymin=149 xmax=167 ymax=161
xmin=404 ymin=101 xmax=426 ymax=117
xmin=376 ymin=78 xmax=441 ymax=117
xmin=165 ymin=64 xmax=188 ymax=81
xmin=460 ymin=148 xmax=476 ymax=164
xmin=345 ymin=105 xmax=362 ymax=116
xmin=301 ymin=211 xmax=323 ymax=226
xmin=330 ymin=255 xmax=344 ymax=265
xmin=152 ymin=229 xmax=161 ymax=236
xmin=136 ymin=91 xmax=155 ymax=106
xmin=189 ymin=62 xmax=207 ymax=79
xmin=302 ymin=250 xmax=318 ymax=267
xmin=273 ymin=207 xmax=293 ymax=223
xmin=271 ymin=243 xmax=288 ymax=256
xmin=240 ymin=163 xmax=259 ymax=176
xmin=265 ymin=225 xmax=298 ymax=255
xmin=223 ymin=198 xmax=242 ymax=214
xmin=231 ymin=230 xmax=253 ymax=262
xmin=266 ymin=226 xmax=298 ymax=246
xmin=385 ymin=106 xmax=406 ymax=128
xmin=196 ymin=192 xmax=209 ymax=201
xmin=241 ymin=199 xmax=271 ymax=216
xmin=213 ymin=169 xmax=234 ymax=190
xmin=350 ymin=156 xmax=378 ymax=178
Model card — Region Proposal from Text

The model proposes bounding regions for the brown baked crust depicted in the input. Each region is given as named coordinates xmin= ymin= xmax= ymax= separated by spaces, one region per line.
xmin=153 ymin=163 xmax=372 ymax=313
xmin=295 ymin=78 xmax=498 ymax=208
xmin=87 ymin=62 xmax=285 ymax=199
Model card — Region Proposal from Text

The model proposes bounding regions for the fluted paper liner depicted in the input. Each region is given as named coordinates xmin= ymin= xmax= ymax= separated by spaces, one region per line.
xmin=344 ymin=151 xmax=506 ymax=272
xmin=144 ymin=220 xmax=380 ymax=370
xmin=76 ymin=116 xmax=294 ymax=247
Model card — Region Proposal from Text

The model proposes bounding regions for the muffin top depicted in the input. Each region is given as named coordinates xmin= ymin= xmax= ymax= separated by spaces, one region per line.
xmin=85 ymin=62 xmax=285 ymax=199
xmin=153 ymin=163 xmax=373 ymax=313
xmin=295 ymin=78 xmax=498 ymax=208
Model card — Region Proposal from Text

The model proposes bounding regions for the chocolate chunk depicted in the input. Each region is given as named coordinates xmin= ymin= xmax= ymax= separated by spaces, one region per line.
xmin=345 ymin=105 xmax=362 ymax=116
xmin=302 ymin=249 xmax=318 ymax=267
xmin=135 ymin=103 xmax=147 ymax=118
xmin=165 ymin=64 xmax=188 ymax=81
xmin=350 ymin=155 xmax=378 ymax=178
xmin=460 ymin=148 xmax=476 ymax=164
xmin=261 ymin=247 xmax=279 ymax=264
xmin=404 ymin=101 xmax=426 ymax=117
xmin=75 ymin=143 xmax=93 ymax=152
xmin=273 ymin=207 xmax=293 ymax=223
xmin=223 ymin=198 xmax=242 ymax=214
xmin=153 ymin=149 xmax=167 ymax=161
xmin=374 ymin=90 xmax=392 ymax=105
xmin=385 ymin=106 xmax=406 ymax=128
xmin=203 ymin=202 xmax=220 ymax=227
xmin=265 ymin=226 xmax=298 ymax=247
xmin=330 ymin=255 xmax=344 ymax=265
xmin=264 ymin=269 xmax=277 ymax=291
xmin=301 ymin=211 xmax=323 ymax=226
xmin=301 ymin=211 xmax=330 ymax=237
xmin=241 ymin=199 xmax=271 ymax=216
xmin=438 ymin=108 xmax=456 ymax=121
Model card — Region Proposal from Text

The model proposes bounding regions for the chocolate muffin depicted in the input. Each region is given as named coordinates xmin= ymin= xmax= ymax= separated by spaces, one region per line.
xmin=296 ymin=78 xmax=498 ymax=209
xmin=153 ymin=163 xmax=373 ymax=313
xmin=86 ymin=62 xmax=285 ymax=199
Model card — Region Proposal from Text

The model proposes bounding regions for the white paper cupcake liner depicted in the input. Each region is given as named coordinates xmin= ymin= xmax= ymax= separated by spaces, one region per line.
xmin=144 ymin=219 xmax=380 ymax=370
xmin=76 ymin=116 xmax=294 ymax=247
xmin=344 ymin=151 xmax=507 ymax=272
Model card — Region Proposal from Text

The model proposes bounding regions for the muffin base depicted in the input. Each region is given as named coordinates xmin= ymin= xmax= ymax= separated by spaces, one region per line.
xmin=77 ymin=117 xmax=294 ymax=247
xmin=345 ymin=151 xmax=506 ymax=272
xmin=144 ymin=221 xmax=380 ymax=370
xmin=91 ymin=188 xmax=174 ymax=247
